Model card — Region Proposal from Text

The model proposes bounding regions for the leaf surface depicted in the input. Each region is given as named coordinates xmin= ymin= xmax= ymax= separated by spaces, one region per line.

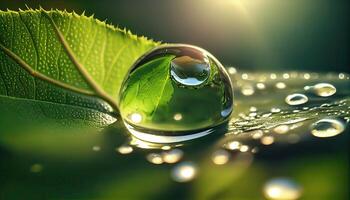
xmin=0 ymin=9 xmax=158 ymax=114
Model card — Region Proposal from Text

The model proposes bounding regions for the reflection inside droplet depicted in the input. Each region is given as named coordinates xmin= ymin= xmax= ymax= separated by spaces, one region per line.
xmin=310 ymin=118 xmax=345 ymax=138
xmin=263 ymin=178 xmax=302 ymax=200
xmin=170 ymin=55 xmax=210 ymax=86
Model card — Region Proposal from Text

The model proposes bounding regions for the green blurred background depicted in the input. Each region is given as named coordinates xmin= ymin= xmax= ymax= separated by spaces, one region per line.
xmin=1 ymin=0 xmax=349 ymax=72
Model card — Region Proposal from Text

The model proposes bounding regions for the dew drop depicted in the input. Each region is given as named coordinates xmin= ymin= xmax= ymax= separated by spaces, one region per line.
xmin=285 ymin=94 xmax=308 ymax=106
xmin=310 ymin=118 xmax=345 ymax=138
xmin=276 ymin=82 xmax=286 ymax=89
xmin=116 ymin=145 xmax=133 ymax=154
xmin=241 ymin=85 xmax=255 ymax=96
xmin=228 ymin=67 xmax=237 ymax=74
xmin=263 ymin=178 xmax=302 ymax=200
xmin=162 ymin=149 xmax=183 ymax=164
xmin=119 ymin=44 xmax=234 ymax=143
xmin=256 ymin=82 xmax=266 ymax=90
xmin=271 ymin=108 xmax=281 ymax=113
xmin=312 ymin=83 xmax=336 ymax=97
xmin=212 ymin=149 xmax=230 ymax=165
xmin=226 ymin=141 xmax=241 ymax=150
xmin=146 ymin=153 xmax=164 ymax=164
xmin=273 ymin=125 xmax=289 ymax=134
xmin=239 ymin=145 xmax=250 ymax=152
xmin=171 ymin=161 xmax=197 ymax=182
xmin=261 ymin=136 xmax=275 ymax=145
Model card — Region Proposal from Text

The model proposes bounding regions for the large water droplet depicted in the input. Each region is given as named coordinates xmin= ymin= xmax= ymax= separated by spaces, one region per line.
xmin=310 ymin=118 xmax=345 ymax=138
xmin=263 ymin=178 xmax=302 ymax=200
xmin=285 ymin=93 xmax=308 ymax=106
xmin=119 ymin=44 xmax=234 ymax=143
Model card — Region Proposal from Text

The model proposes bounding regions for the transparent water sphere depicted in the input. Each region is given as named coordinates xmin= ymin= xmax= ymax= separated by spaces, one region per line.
xmin=119 ymin=44 xmax=234 ymax=143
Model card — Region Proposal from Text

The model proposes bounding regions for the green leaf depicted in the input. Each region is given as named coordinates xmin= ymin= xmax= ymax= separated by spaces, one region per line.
xmin=0 ymin=8 xmax=158 ymax=115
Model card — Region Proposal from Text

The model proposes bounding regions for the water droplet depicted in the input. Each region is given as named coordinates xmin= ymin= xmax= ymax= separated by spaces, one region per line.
xmin=146 ymin=153 xmax=164 ymax=164
xmin=250 ymin=106 xmax=258 ymax=112
xmin=311 ymin=83 xmax=336 ymax=97
xmin=162 ymin=149 xmax=183 ymax=164
xmin=256 ymin=83 xmax=266 ymax=90
xmin=270 ymin=73 xmax=277 ymax=79
xmin=212 ymin=149 xmax=230 ymax=165
xmin=226 ymin=141 xmax=241 ymax=150
xmin=261 ymin=136 xmax=275 ymax=145
xmin=228 ymin=67 xmax=237 ymax=74
xmin=303 ymin=73 xmax=310 ymax=79
xmin=116 ymin=145 xmax=133 ymax=154
xmin=241 ymin=85 xmax=255 ymax=96
xmin=285 ymin=94 xmax=308 ymax=106
xmin=283 ymin=73 xmax=290 ymax=79
xmin=271 ymin=108 xmax=281 ymax=113
xmin=119 ymin=44 xmax=233 ymax=143
xmin=310 ymin=118 xmax=345 ymax=138
xmin=173 ymin=113 xmax=183 ymax=121
xmin=273 ymin=125 xmax=289 ymax=134
xmin=239 ymin=145 xmax=249 ymax=152
xmin=263 ymin=178 xmax=302 ymax=200
xmin=276 ymin=82 xmax=286 ymax=89
xmin=171 ymin=161 xmax=197 ymax=182
xmin=252 ymin=130 xmax=264 ymax=139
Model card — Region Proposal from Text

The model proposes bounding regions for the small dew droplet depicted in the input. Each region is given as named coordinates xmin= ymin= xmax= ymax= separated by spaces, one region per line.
xmin=241 ymin=85 xmax=255 ymax=96
xmin=276 ymin=82 xmax=286 ymax=89
xmin=116 ymin=145 xmax=133 ymax=154
xmin=312 ymin=83 xmax=336 ymax=97
xmin=212 ymin=149 xmax=230 ymax=165
xmin=162 ymin=149 xmax=183 ymax=164
xmin=171 ymin=161 xmax=197 ymax=182
xmin=273 ymin=125 xmax=289 ymax=134
xmin=263 ymin=178 xmax=302 ymax=200
xmin=285 ymin=94 xmax=308 ymax=106
xmin=261 ymin=136 xmax=275 ymax=145
xmin=146 ymin=153 xmax=164 ymax=165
